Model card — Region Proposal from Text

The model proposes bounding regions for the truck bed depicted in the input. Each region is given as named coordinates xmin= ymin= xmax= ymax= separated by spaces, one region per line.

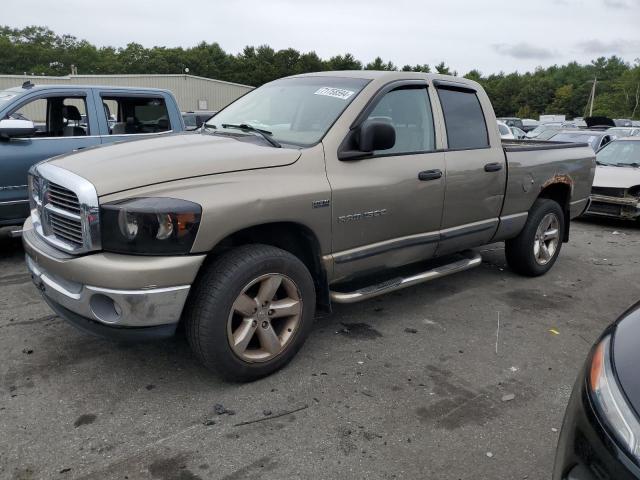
xmin=502 ymin=139 xmax=590 ymax=152
xmin=500 ymin=139 xmax=596 ymax=222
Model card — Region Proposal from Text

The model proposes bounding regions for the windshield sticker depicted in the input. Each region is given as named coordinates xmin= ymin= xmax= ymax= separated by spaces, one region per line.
xmin=314 ymin=87 xmax=355 ymax=100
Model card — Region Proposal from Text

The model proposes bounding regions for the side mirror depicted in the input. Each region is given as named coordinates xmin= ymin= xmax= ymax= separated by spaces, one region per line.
xmin=0 ymin=119 xmax=37 ymax=139
xmin=359 ymin=119 xmax=396 ymax=152
xmin=338 ymin=120 xmax=396 ymax=161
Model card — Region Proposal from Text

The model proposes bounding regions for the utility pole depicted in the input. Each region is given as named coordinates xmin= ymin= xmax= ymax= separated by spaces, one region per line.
xmin=586 ymin=77 xmax=597 ymax=117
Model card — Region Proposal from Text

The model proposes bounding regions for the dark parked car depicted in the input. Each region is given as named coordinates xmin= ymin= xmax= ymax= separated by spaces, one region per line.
xmin=182 ymin=110 xmax=217 ymax=131
xmin=547 ymin=130 xmax=614 ymax=152
xmin=554 ymin=301 xmax=640 ymax=480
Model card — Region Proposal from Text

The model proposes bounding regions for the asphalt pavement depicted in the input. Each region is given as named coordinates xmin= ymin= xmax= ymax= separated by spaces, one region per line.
xmin=1 ymin=218 xmax=639 ymax=480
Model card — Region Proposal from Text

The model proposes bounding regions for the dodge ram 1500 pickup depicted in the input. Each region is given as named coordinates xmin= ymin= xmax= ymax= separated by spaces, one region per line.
xmin=22 ymin=71 xmax=596 ymax=381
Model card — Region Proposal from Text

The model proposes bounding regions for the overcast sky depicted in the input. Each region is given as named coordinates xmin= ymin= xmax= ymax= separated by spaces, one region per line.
xmin=3 ymin=0 xmax=639 ymax=75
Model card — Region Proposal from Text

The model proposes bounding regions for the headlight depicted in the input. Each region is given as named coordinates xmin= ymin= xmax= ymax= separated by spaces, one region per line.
xmin=589 ymin=334 xmax=640 ymax=461
xmin=101 ymin=198 xmax=201 ymax=255
xmin=28 ymin=173 xmax=42 ymax=207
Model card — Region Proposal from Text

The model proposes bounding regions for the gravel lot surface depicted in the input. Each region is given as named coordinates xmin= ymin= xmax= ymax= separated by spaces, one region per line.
xmin=1 ymin=218 xmax=639 ymax=480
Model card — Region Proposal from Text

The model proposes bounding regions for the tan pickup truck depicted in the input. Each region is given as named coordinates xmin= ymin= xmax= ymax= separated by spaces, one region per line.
xmin=23 ymin=71 xmax=595 ymax=381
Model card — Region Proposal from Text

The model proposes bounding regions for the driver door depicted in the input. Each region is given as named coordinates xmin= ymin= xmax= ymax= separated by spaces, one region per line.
xmin=325 ymin=83 xmax=446 ymax=282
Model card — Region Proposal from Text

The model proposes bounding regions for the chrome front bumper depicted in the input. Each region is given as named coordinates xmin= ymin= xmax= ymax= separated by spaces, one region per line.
xmin=26 ymin=254 xmax=190 ymax=328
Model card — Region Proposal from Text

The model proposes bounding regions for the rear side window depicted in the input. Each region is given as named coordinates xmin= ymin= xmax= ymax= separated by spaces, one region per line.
xmin=437 ymin=88 xmax=489 ymax=150
xmin=102 ymin=96 xmax=170 ymax=135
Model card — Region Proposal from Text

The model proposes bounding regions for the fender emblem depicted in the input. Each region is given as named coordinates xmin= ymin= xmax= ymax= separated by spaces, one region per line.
xmin=312 ymin=199 xmax=330 ymax=209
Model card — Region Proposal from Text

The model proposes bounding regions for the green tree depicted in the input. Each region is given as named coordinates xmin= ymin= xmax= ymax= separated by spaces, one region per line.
xmin=1 ymin=25 xmax=638 ymax=118
xmin=365 ymin=57 xmax=396 ymax=71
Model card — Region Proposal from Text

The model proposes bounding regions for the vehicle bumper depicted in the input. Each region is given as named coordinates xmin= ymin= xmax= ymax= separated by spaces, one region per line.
xmin=585 ymin=194 xmax=640 ymax=220
xmin=553 ymin=367 xmax=640 ymax=480
xmin=22 ymin=221 xmax=206 ymax=339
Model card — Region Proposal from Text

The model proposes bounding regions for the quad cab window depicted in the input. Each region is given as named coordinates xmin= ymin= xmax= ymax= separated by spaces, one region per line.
xmin=437 ymin=87 xmax=489 ymax=150
xmin=102 ymin=96 xmax=171 ymax=135
xmin=365 ymin=87 xmax=436 ymax=155
xmin=7 ymin=96 xmax=89 ymax=137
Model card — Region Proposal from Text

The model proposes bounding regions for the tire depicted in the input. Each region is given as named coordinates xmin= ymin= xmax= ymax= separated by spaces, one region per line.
xmin=505 ymin=198 xmax=565 ymax=277
xmin=184 ymin=244 xmax=316 ymax=382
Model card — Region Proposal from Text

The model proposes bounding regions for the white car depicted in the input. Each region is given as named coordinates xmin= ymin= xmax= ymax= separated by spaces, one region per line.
xmin=586 ymin=137 xmax=640 ymax=220
xmin=510 ymin=126 xmax=527 ymax=139
xmin=497 ymin=120 xmax=515 ymax=139
xmin=606 ymin=126 xmax=640 ymax=138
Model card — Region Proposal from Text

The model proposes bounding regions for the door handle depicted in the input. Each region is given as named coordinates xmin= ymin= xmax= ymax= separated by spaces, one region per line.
xmin=484 ymin=162 xmax=503 ymax=172
xmin=418 ymin=169 xmax=443 ymax=181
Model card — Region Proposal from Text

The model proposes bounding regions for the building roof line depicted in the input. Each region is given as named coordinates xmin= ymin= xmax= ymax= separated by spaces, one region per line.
xmin=0 ymin=73 xmax=254 ymax=89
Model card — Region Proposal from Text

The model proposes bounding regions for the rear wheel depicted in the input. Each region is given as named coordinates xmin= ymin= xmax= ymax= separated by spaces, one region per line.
xmin=184 ymin=244 xmax=316 ymax=382
xmin=505 ymin=198 xmax=565 ymax=276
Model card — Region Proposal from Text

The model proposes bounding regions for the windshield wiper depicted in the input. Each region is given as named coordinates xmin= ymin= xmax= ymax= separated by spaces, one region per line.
xmin=221 ymin=123 xmax=281 ymax=148
xmin=617 ymin=162 xmax=640 ymax=168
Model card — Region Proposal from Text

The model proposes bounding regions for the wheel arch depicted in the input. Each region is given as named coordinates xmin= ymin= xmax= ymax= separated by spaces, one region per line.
xmin=538 ymin=182 xmax=572 ymax=242
xmin=200 ymin=222 xmax=331 ymax=312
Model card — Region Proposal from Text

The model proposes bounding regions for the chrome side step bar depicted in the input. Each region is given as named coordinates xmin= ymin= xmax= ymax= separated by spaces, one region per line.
xmin=329 ymin=251 xmax=482 ymax=304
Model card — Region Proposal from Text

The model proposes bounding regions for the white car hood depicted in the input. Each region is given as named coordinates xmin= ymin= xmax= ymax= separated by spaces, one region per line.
xmin=593 ymin=165 xmax=640 ymax=189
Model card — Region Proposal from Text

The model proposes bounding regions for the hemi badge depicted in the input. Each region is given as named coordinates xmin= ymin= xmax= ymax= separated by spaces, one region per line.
xmin=312 ymin=199 xmax=330 ymax=209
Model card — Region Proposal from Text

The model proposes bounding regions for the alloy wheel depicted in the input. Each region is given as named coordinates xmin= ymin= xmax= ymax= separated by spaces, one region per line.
xmin=533 ymin=213 xmax=560 ymax=265
xmin=226 ymin=273 xmax=303 ymax=362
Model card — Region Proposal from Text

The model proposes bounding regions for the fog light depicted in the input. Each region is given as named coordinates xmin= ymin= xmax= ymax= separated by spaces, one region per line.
xmin=90 ymin=294 xmax=122 ymax=324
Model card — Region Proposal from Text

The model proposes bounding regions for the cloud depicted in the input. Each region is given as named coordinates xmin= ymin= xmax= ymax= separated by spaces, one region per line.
xmin=493 ymin=43 xmax=556 ymax=60
xmin=576 ymin=39 xmax=640 ymax=54
xmin=602 ymin=0 xmax=640 ymax=7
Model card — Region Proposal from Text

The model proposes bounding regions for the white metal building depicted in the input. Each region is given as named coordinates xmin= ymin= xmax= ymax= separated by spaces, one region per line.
xmin=0 ymin=74 xmax=253 ymax=111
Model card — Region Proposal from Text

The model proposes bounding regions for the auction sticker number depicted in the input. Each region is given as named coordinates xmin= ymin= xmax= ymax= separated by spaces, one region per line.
xmin=314 ymin=87 xmax=355 ymax=100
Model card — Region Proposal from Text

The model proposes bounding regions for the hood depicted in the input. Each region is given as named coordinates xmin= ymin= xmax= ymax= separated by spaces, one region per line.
xmin=593 ymin=165 xmax=640 ymax=189
xmin=48 ymin=133 xmax=301 ymax=196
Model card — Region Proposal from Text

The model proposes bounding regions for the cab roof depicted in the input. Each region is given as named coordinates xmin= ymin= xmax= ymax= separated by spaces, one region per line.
xmin=2 ymin=84 xmax=171 ymax=94
xmin=289 ymin=70 xmax=481 ymax=89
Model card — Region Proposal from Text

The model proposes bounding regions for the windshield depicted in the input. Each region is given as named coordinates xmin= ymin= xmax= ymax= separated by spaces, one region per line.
xmin=549 ymin=132 xmax=600 ymax=150
xmin=0 ymin=90 xmax=19 ymax=110
xmin=498 ymin=124 xmax=510 ymax=135
xmin=206 ymin=76 xmax=369 ymax=146
xmin=597 ymin=140 xmax=640 ymax=167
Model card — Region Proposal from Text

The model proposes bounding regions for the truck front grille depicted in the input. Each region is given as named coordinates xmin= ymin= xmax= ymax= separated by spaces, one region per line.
xmin=49 ymin=211 xmax=84 ymax=246
xmin=29 ymin=164 xmax=101 ymax=255
xmin=47 ymin=183 xmax=82 ymax=214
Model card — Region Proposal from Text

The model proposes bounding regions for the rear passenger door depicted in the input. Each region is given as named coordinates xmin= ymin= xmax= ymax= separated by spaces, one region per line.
xmin=434 ymin=83 xmax=506 ymax=255
xmin=94 ymin=91 xmax=174 ymax=145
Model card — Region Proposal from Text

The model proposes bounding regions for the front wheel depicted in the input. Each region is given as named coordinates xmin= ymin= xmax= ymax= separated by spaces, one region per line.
xmin=505 ymin=198 xmax=565 ymax=277
xmin=184 ymin=244 xmax=316 ymax=382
